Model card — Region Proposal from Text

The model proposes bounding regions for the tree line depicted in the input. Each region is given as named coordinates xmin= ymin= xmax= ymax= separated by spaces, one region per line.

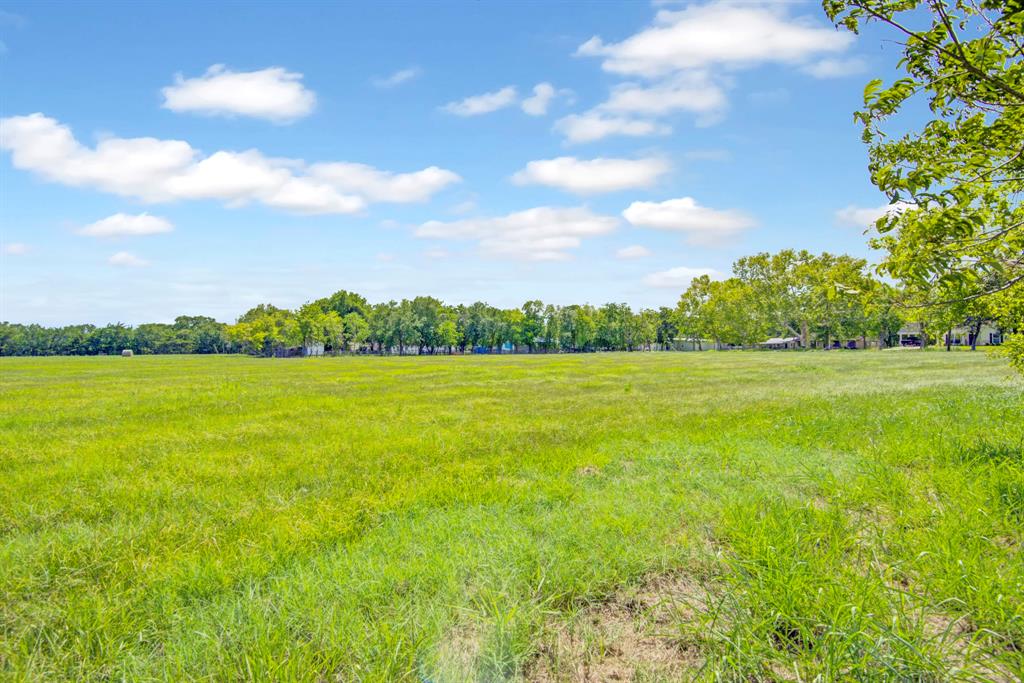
xmin=2 ymin=249 xmax=1018 ymax=357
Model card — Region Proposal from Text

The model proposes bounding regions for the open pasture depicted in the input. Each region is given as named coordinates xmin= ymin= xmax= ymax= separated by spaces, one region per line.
xmin=1 ymin=351 xmax=1022 ymax=681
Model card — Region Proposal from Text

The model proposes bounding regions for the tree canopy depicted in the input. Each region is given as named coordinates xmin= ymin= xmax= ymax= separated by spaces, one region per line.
xmin=824 ymin=0 xmax=1024 ymax=366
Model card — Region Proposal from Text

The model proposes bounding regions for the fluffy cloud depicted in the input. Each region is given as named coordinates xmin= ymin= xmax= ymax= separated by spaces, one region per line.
xmin=554 ymin=112 xmax=669 ymax=144
xmin=521 ymin=82 xmax=573 ymax=116
xmin=623 ymin=197 xmax=755 ymax=245
xmin=616 ymin=244 xmax=652 ymax=259
xmin=559 ymin=2 xmax=856 ymax=141
xmin=372 ymin=67 xmax=422 ymax=88
xmin=0 ymin=114 xmax=196 ymax=201
xmin=521 ymin=83 xmax=556 ymax=116
xmin=554 ymin=73 xmax=722 ymax=143
xmin=444 ymin=83 xmax=568 ymax=117
xmin=443 ymin=86 xmax=518 ymax=116
xmin=577 ymin=3 xmax=852 ymax=77
xmin=601 ymin=72 xmax=726 ymax=117
xmin=78 ymin=213 xmax=173 ymax=238
xmin=161 ymin=65 xmax=316 ymax=122
xmin=3 ymin=242 xmax=29 ymax=255
xmin=0 ymin=114 xmax=458 ymax=214
xmin=108 ymin=251 xmax=149 ymax=267
xmin=835 ymin=202 xmax=912 ymax=228
xmin=511 ymin=157 xmax=670 ymax=194
xmin=802 ymin=57 xmax=867 ymax=79
xmin=309 ymin=163 xmax=460 ymax=203
xmin=643 ymin=266 xmax=721 ymax=289
xmin=415 ymin=206 xmax=618 ymax=261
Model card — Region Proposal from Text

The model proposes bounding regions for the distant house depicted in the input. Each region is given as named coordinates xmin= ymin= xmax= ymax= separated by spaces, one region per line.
xmin=827 ymin=338 xmax=872 ymax=350
xmin=669 ymin=338 xmax=713 ymax=351
xmin=898 ymin=323 xmax=924 ymax=347
xmin=944 ymin=323 xmax=1003 ymax=347
xmin=303 ymin=342 xmax=325 ymax=357
xmin=760 ymin=336 xmax=802 ymax=350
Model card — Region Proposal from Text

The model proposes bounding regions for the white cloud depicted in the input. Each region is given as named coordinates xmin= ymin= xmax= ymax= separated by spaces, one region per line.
xmin=443 ymin=86 xmax=518 ymax=116
xmin=309 ymin=163 xmax=460 ymax=203
xmin=577 ymin=3 xmax=853 ymax=78
xmin=415 ymin=206 xmax=618 ymax=261
xmin=108 ymin=251 xmax=149 ymax=267
xmin=623 ymin=197 xmax=755 ymax=245
xmin=79 ymin=212 xmax=174 ymax=238
xmin=616 ymin=244 xmax=652 ymax=259
xmin=450 ymin=199 xmax=477 ymax=215
xmin=802 ymin=57 xmax=867 ymax=79
xmin=0 ymin=114 xmax=197 ymax=201
xmin=554 ymin=112 xmax=670 ymax=144
xmin=3 ymin=242 xmax=29 ymax=255
xmin=835 ymin=202 xmax=912 ymax=228
xmin=643 ymin=266 xmax=721 ymax=289
xmin=521 ymin=83 xmax=555 ymax=116
xmin=522 ymin=82 xmax=571 ymax=116
xmin=511 ymin=156 xmax=670 ymax=194
xmin=161 ymin=65 xmax=316 ymax=122
xmin=600 ymin=72 xmax=726 ymax=117
xmin=262 ymin=177 xmax=365 ymax=214
xmin=567 ymin=2 xmax=855 ymax=134
xmin=373 ymin=67 xmax=422 ymax=88
xmin=0 ymin=114 xmax=457 ymax=214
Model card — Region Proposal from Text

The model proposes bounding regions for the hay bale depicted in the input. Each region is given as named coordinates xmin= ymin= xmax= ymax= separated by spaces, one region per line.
xmin=121 ymin=349 xmax=134 ymax=357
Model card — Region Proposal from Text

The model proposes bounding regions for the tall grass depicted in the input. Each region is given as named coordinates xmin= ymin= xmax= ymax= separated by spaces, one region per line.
xmin=0 ymin=351 xmax=1020 ymax=680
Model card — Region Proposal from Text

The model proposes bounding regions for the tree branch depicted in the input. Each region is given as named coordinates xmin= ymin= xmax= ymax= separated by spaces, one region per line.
xmin=851 ymin=0 xmax=1024 ymax=104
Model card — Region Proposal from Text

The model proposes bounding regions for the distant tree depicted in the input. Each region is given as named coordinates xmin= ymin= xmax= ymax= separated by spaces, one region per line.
xmin=733 ymin=250 xmax=814 ymax=345
xmin=316 ymin=290 xmax=370 ymax=319
xmin=90 ymin=323 xmax=133 ymax=355
xmin=596 ymin=303 xmax=631 ymax=350
xmin=229 ymin=305 xmax=294 ymax=356
xmin=436 ymin=315 xmax=459 ymax=354
xmin=635 ymin=309 xmax=660 ymax=351
xmin=656 ymin=307 xmax=679 ymax=350
xmin=341 ymin=312 xmax=369 ymax=352
xmin=409 ymin=296 xmax=445 ymax=353
xmin=863 ymin=282 xmax=905 ymax=348
xmin=393 ymin=300 xmax=422 ymax=355
xmin=174 ymin=316 xmax=227 ymax=353
xmin=521 ymin=300 xmax=545 ymax=352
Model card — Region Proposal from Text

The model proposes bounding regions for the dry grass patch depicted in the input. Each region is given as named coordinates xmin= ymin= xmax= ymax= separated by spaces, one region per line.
xmin=529 ymin=572 xmax=710 ymax=682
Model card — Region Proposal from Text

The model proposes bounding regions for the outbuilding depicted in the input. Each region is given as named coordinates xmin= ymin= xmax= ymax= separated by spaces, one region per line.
xmin=759 ymin=336 xmax=802 ymax=350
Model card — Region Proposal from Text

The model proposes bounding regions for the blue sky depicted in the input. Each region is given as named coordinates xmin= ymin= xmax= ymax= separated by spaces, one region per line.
xmin=1 ymin=1 xmax=911 ymax=325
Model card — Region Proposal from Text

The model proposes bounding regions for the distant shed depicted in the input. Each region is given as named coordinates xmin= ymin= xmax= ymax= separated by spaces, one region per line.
xmin=759 ymin=336 xmax=802 ymax=350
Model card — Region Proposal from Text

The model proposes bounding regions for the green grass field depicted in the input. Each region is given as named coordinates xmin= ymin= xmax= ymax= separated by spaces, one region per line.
xmin=1 ymin=351 xmax=1022 ymax=681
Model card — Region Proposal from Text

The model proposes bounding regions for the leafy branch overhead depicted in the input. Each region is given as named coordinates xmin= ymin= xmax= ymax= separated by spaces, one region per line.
xmin=825 ymin=0 xmax=1024 ymax=307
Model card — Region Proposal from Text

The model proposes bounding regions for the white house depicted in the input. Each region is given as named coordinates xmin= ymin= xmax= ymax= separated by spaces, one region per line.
xmin=898 ymin=323 xmax=924 ymax=347
xmin=944 ymin=323 xmax=1003 ymax=347
xmin=302 ymin=342 xmax=325 ymax=357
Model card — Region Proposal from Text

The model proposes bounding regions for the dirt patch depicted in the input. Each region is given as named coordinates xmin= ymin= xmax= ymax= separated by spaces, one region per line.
xmin=431 ymin=623 xmax=485 ymax=681
xmin=528 ymin=573 xmax=709 ymax=681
